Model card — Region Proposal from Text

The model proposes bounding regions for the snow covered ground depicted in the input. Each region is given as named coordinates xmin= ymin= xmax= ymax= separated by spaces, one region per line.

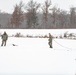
xmin=0 ymin=29 xmax=76 ymax=75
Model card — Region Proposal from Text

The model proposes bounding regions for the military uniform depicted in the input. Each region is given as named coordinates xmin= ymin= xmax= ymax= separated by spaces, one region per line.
xmin=48 ymin=33 xmax=53 ymax=48
xmin=1 ymin=32 xmax=8 ymax=46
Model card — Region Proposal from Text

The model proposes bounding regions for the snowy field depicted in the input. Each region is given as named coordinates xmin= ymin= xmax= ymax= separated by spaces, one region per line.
xmin=0 ymin=29 xmax=76 ymax=75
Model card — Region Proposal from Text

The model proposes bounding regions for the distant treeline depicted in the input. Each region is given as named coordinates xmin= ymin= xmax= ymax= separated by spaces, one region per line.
xmin=0 ymin=0 xmax=76 ymax=29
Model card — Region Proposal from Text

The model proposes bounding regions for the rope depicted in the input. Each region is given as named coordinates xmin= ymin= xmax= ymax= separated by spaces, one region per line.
xmin=53 ymin=39 xmax=75 ymax=50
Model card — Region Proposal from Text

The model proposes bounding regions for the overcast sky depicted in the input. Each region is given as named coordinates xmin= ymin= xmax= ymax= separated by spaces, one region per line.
xmin=0 ymin=0 xmax=76 ymax=13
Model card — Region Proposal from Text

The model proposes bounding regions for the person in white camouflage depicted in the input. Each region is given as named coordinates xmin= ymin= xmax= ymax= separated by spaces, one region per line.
xmin=1 ymin=31 xmax=8 ymax=46
xmin=48 ymin=33 xmax=53 ymax=48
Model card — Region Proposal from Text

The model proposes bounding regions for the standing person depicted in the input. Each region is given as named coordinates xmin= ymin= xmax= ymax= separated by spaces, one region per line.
xmin=1 ymin=31 xmax=8 ymax=46
xmin=48 ymin=33 xmax=53 ymax=48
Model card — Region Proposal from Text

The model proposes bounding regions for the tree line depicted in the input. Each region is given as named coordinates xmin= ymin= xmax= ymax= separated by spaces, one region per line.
xmin=1 ymin=0 xmax=76 ymax=29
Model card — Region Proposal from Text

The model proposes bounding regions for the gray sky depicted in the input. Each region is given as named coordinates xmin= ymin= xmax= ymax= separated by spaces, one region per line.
xmin=0 ymin=0 xmax=76 ymax=13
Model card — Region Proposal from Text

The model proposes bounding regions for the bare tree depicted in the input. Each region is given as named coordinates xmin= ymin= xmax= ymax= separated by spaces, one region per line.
xmin=51 ymin=6 xmax=59 ymax=28
xmin=25 ymin=0 xmax=40 ymax=28
xmin=41 ymin=0 xmax=51 ymax=28
xmin=11 ymin=1 xmax=24 ymax=28
xmin=70 ymin=7 xmax=76 ymax=28
xmin=58 ymin=10 xmax=68 ymax=28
